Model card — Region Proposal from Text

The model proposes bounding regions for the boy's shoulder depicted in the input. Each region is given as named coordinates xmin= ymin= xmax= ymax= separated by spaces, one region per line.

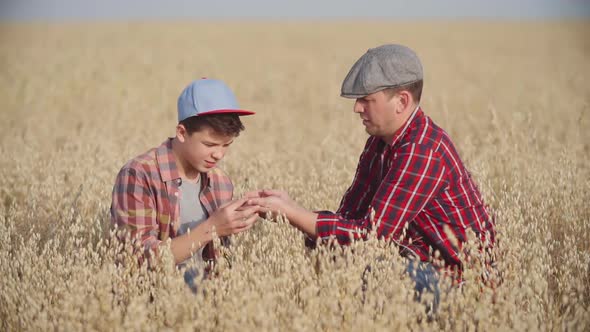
xmin=204 ymin=167 xmax=234 ymax=204
xmin=117 ymin=146 xmax=159 ymax=179
xmin=207 ymin=167 xmax=233 ymax=188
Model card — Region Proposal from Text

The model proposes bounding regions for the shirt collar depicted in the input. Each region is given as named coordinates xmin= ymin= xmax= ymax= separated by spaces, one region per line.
xmin=155 ymin=138 xmax=212 ymax=188
xmin=388 ymin=105 xmax=422 ymax=147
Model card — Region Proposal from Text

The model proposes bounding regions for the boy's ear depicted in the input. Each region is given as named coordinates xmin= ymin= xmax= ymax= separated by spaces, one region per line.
xmin=176 ymin=124 xmax=187 ymax=143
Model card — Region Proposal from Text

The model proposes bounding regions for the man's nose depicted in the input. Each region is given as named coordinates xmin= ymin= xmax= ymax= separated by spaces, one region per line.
xmin=353 ymin=100 xmax=364 ymax=113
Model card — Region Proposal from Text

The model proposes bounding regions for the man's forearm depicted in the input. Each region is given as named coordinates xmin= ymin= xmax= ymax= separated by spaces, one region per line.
xmin=167 ymin=220 xmax=214 ymax=265
xmin=284 ymin=205 xmax=318 ymax=238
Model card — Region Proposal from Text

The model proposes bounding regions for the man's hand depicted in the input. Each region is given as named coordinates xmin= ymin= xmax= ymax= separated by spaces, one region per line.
xmin=207 ymin=197 xmax=260 ymax=236
xmin=244 ymin=189 xmax=296 ymax=220
xmin=245 ymin=189 xmax=319 ymax=237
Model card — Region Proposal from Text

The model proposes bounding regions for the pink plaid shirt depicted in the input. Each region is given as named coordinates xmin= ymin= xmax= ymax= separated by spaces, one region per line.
xmin=111 ymin=138 xmax=233 ymax=264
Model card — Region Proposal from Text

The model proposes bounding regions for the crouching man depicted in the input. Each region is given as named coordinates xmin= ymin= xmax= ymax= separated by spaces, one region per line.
xmin=247 ymin=45 xmax=496 ymax=312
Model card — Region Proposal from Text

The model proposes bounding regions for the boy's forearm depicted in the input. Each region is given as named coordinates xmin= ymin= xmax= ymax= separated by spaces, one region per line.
xmin=167 ymin=219 xmax=214 ymax=265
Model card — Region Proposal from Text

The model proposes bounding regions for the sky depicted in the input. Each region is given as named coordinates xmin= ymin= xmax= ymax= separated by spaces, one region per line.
xmin=1 ymin=0 xmax=589 ymax=21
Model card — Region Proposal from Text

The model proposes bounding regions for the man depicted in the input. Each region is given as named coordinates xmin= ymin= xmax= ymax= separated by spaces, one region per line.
xmin=111 ymin=78 xmax=260 ymax=278
xmin=247 ymin=45 xmax=496 ymax=306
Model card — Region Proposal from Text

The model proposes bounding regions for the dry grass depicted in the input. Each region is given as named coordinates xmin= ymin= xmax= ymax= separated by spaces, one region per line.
xmin=0 ymin=20 xmax=589 ymax=331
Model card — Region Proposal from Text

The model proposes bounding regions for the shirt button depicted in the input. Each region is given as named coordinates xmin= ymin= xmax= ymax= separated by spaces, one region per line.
xmin=174 ymin=192 xmax=179 ymax=197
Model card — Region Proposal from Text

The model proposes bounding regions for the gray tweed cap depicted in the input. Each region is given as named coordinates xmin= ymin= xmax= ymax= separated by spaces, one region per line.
xmin=341 ymin=44 xmax=423 ymax=98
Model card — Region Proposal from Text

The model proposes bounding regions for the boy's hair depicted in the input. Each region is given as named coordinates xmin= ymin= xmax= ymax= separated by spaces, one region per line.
xmin=384 ymin=79 xmax=423 ymax=103
xmin=179 ymin=113 xmax=245 ymax=137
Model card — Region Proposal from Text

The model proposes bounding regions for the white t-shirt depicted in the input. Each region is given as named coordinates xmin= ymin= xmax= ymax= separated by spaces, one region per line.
xmin=177 ymin=177 xmax=208 ymax=267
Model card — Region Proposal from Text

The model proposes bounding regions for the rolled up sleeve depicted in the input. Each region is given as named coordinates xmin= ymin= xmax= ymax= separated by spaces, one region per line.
xmin=111 ymin=167 xmax=161 ymax=258
xmin=316 ymin=144 xmax=447 ymax=245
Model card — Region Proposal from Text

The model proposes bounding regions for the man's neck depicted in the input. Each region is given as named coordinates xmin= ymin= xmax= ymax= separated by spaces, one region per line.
xmin=381 ymin=103 xmax=420 ymax=146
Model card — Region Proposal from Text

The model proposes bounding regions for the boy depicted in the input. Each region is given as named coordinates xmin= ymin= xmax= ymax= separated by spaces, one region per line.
xmin=111 ymin=78 xmax=259 ymax=273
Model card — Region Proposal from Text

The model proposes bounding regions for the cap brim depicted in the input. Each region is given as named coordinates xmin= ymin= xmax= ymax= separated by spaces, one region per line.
xmin=340 ymin=86 xmax=398 ymax=99
xmin=340 ymin=92 xmax=367 ymax=99
xmin=198 ymin=109 xmax=255 ymax=116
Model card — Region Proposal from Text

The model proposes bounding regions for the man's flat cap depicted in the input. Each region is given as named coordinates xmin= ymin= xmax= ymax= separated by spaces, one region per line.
xmin=341 ymin=44 xmax=423 ymax=98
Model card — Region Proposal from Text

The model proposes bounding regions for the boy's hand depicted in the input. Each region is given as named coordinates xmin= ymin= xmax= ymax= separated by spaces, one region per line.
xmin=207 ymin=198 xmax=260 ymax=236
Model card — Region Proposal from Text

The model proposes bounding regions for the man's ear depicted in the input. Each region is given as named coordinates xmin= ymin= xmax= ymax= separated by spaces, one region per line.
xmin=176 ymin=124 xmax=187 ymax=143
xmin=396 ymin=90 xmax=412 ymax=113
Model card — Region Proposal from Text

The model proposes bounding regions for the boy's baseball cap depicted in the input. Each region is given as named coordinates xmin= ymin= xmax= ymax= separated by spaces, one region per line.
xmin=340 ymin=44 xmax=423 ymax=98
xmin=177 ymin=78 xmax=255 ymax=122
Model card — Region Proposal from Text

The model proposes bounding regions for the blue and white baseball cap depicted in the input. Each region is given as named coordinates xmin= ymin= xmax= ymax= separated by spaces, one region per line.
xmin=177 ymin=78 xmax=255 ymax=122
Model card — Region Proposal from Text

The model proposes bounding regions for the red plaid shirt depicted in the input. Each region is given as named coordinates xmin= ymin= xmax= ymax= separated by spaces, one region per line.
xmin=316 ymin=108 xmax=495 ymax=269
xmin=111 ymin=138 xmax=233 ymax=264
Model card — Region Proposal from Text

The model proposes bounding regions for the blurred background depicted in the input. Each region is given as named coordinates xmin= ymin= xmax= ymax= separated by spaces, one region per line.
xmin=0 ymin=1 xmax=589 ymax=330
xmin=2 ymin=0 xmax=590 ymax=20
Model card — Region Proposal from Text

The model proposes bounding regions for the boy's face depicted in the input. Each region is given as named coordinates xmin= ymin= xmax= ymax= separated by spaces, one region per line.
xmin=177 ymin=125 xmax=235 ymax=175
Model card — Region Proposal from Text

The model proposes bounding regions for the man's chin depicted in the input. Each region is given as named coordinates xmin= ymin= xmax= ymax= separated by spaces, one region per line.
xmin=365 ymin=127 xmax=378 ymax=136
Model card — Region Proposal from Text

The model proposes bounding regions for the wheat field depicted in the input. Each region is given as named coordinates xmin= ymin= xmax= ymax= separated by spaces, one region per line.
xmin=0 ymin=21 xmax=589 ymax=331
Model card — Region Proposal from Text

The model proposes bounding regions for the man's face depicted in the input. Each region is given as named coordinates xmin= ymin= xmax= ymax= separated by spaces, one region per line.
xmin=178 ymin=126 xmax=235 ymax=174
xmin=353 ymin=90 xmax=400 ymax=138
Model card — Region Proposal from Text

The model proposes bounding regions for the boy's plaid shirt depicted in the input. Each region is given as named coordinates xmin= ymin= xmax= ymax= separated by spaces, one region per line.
xmin=111 ymin=138 xmax=233 ymax=263
xmin=316 ymin=108 xmax=496 ymax=269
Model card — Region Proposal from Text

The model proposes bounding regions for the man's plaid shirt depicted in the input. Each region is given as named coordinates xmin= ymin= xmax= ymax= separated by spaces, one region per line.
xmin=316 ymin=107 xmax=496 ymax=269
xmin=111 ymin=138 xmax=233 ymax=263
